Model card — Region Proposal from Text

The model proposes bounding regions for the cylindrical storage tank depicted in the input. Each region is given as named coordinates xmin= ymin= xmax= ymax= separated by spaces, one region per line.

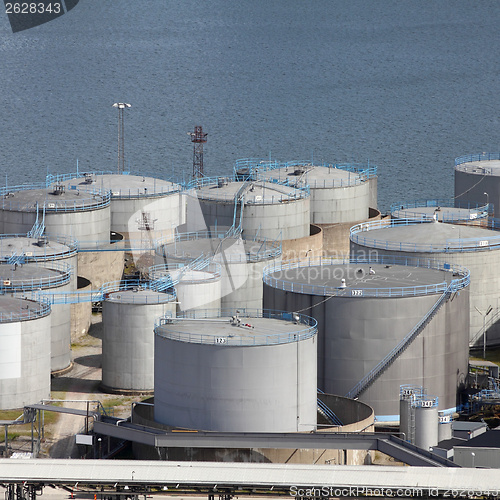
xmin=101 ymin=282 xmax=176 ymax=393
xmin=0 ymin=261 xmax=73 ymax=372
xmin=154 ymin=232 xmax=281 ymax=310
xmin=454 ymin=153 xmax=500 ymax=215
xmin=56 ymin=172 xmax=184 ymax=240
xmin=0 ymin=183 xmax=111 ymax=244
xmin=350 ymin=219 xmax=500 ymax=348
xmin=256 ymin=161 xmax=374 ymax=224
xmin=186 ymin=177 xmax=310 ymax=240
xmin=438 ymin=410 xmax=453 ymax=442
xmin=0 ymin=296 xmax=51 ymax=409
xmin=263 ymin=257 xmax=470 ymax=417
xmin=399 ymin=385 xmax=424 ymax=443
xmin=414 ymin=397 xmax=439 ymax=451
xmin=154 ymin=309 xmax=318 ymax=432
xmin=391 ymin=199 xmax=489 ymax=223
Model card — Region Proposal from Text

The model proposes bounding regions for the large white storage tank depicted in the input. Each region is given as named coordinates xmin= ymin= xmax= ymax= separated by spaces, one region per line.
xmin=254 ymin=161 xmax=374 ymax=224
xmin=186 ymin=177 xmax=310 ymax=240
xmin=350 ymin=219 xmax=500 ymax=348
xmin=101 ymin=281 xmax=177 ymax=393
xmin=154 ymin=231 xmax=281 ymax=310
xmin=263 ymin=257 xmax=470 ymax=417
xmin=0 ymin=182 xmax=111 ymax=244
xmin=0 ymin=296 xmax=51 ymax=410
xmin=54 ymin=171 xmax=184 ymax=239
xmin=154 ymin=309 xmax=318 ymax=432
xmin=454 ymin=153 xmax=500 ymax=215
xmin=0 ymin=261 xmax=72 ymax=373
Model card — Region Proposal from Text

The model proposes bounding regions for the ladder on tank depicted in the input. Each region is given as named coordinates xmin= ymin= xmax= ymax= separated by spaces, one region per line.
xmin=345 ymin=284 xmax=454 ymax=400
xmin=27 ymin=202 xmax=46 ymax=239
xmin=317 ymin=389 xmax=343 ymax=426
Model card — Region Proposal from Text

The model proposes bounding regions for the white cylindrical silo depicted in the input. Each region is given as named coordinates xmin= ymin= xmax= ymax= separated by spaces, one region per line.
xmin=0 ymin=261 xmax=73 ymax=372
xmin=56 ymin=172 xmax=184 ymax=240
xmin=101 ymin=282 xmax=177 ymax=393
xmin=414 ymin=397 xmax=439 ymax=451
xmin=399 ymin=385 xmax=424 ymax=443
xmin=0 ymin=296 xmax=51 ymax=410
xmin=154 ymin=309 xmax=318 ymax=432
xmin=438 ymin=411 xmax=453 ymax=442
xmin=263 ymin=257 xmax=470 ymax=417
xmin=350 ymin=219 xmax=500 ymax=348
xmin=186 ymin=177 xmax=310 ymax=240
xmin=0 ymin=183 xmax=111 ymax=244
xmin=154 ymin=232 xmax=281 ymax=310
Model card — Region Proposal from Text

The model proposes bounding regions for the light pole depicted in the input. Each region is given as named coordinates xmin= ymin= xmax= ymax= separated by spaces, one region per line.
xmin=484 ymin=192 xmax=489 ymax=214
xmin=471 ymin=451 xmax=475 ymax=468
xmin=112 ymin=102 xmax=131 ymax=174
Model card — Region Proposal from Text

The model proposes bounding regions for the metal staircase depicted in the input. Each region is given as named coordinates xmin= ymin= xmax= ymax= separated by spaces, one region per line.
xmin=345 ymin=284 xmax=453 ymax=400
xmin=27 ymin=203 xmax=46 ymax=239
xmin=317 ymin=389 xmax=343 ymax=426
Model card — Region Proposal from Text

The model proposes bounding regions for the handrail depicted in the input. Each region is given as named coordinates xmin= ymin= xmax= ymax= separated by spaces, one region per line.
xmin=154 ymin=308 xmax=317 ymax=346
xmin=263 ymin=255 xmax=470 ymax=298
xmin=350 ymin=218 xmax=500 ymax=252
xmin=317 ymin=389 xmax=343 ymax=426
xmin=455 ymin=152 xmax=500 ymax=166
xmin=0 ymin=297 xmax=51 ymax=323
xmin=0 ymin=233 xmax=78 ymax=261
xmin=390 ymin=199 xmax=492 ymax=221
xmin=0 ymin=261 xmax=72 ymax=291
xmin=345 ymin=284 xmax=453 ymax=399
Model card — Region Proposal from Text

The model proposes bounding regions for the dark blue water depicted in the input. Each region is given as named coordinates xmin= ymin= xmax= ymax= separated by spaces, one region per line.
xmin=0 ymin=1 xmax=499 ymax=211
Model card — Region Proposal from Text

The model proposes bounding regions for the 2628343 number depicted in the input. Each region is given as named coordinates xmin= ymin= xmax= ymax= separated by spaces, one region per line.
xmin=5 ymin=3 xmax=61 ymax=14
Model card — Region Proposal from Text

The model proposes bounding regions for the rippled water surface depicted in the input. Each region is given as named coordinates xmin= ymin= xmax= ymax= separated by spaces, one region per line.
xmin=0 ymin=1 xmax=499 ymax=211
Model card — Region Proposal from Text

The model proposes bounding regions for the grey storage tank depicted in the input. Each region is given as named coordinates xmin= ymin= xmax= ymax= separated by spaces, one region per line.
xmin=0 ymin=296 xmax=51 ymax=409
xmin=101 ymin=281 xmax=177 ymax=393
xmin=253 ymin=160 xmax=375 ymax=224
xmin=0 ymin=261 xmax=72 ymax=373
xmin=414 ymin=395 xmax=439 ymax=451
xmin=154 ymin=231 xmax=281 ymax=310
xmin=186 ymin=177 xmax=310 ymax=240
xmin=263 ymin=256 xmax=470 ymax=417
xmin=154 ymin=309 xmax=318 ymax=432
xmin=0 ymin=182 xmax=111 ymax=244
xmin=454 ymin=153 xmax=500 ymax=215
xmin=54 ymin=171 xmax=184 ymax=239
xmin=350 ymin=219 xmax=500 ymax=348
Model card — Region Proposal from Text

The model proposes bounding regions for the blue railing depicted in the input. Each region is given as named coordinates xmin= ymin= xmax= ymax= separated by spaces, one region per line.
xmin=350 ymin=218 xmax=500 ymax=252
xmin=149 ymin=260 xmax=221 ymax=285
xmin=390 ymin=199 xmax=492 ymax=221
xmin=0 ymin=183 xmax=111 ymax=212
xmin=154 ymin=308 xmax=317 ymax=346
xmin=0 ymin=233 xmax=78 ymax=261
xmin=0 ymin=298 xmax=51 ymax=323
xmin=0 ymin=261 xmax=72 ymax=291
xmin=263 ymin=255 xmax=470 ymax=298
xmin=317 ymin=389 xmax=343 ymax=426
xmin=455 ymin=152 xmax=500 ymax=166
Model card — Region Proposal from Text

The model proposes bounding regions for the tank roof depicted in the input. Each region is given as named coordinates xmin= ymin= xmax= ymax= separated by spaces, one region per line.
xmin=392 ymin=206 xmax=486 ymax=222
xmin=156 ymin=233 xmax=281 ymax=263
xmin=155 ymin=309 xmax=316 ymax=346
xmin=192 ymin=179 xmax=307 ymax=203
xmin=455 ymin=156 xmax=500 ymax=177
xmin=351 ymin=220 xmax=500 ymax=252
xmin=0 ymin=296 xmax=50 ymax=322
xmin=258 ymin=164 xmax=363 ymax=188
xmin=105 ymin=288 xmax=175 ymax=305
xmin=0 ymin=235 xmax=76 ymax=260
xmin=264 ymin=258 xmax=469 ymax=297
xmin=0 ymin=262 xmax=70 ymax=290
xmin=1 ymin=185 xmax=108 ymax=212
xmin=60 ymin=173 xmax=181 ymax=198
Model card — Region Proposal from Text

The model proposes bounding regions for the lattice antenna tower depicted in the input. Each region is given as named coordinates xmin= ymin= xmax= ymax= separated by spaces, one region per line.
xmin=188 ymin=125 xmax=208 ymax=179
xmin=113 ymin=103 xmax=131 ymax=174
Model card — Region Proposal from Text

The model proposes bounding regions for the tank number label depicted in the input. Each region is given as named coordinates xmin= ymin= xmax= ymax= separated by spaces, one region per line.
xmin=215 ymin=337 xmax=227 ymax=344
xmin=419 ymin=400 xmax=434 ymax=408
xmin=402 ymin=389 xmax=414 ymax=396
xmin=351 ymin=290 xmax=363 ymax=296
xmin=439 ymin=415 xmax=451 ymax=423
xmin=479 ymin=240 xmax=489 ymax=247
